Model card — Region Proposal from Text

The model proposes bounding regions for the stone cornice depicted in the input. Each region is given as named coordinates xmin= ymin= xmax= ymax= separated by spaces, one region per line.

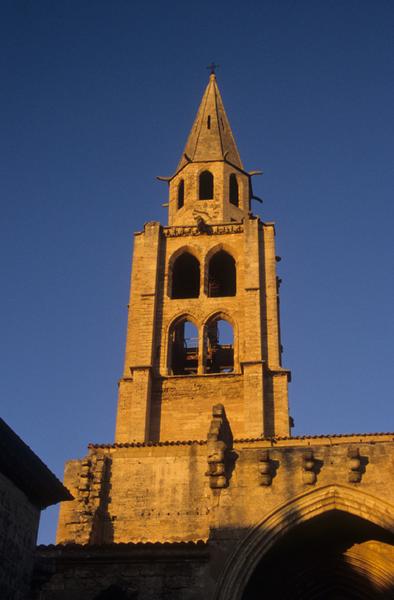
xmin=88 ymin=432 xmax=394 ymax=450
xmin=36 ymin=540 xmax=209 ymax=562
xmin=163 ymin=223 xmax=244 ymax=237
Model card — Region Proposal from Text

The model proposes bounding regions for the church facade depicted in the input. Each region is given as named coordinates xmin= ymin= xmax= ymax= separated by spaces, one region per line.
xmin=34 ymin=75 xmax=394 ymax=599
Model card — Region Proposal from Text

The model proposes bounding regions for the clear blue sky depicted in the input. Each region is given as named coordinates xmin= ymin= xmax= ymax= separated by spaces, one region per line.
xmin=1 ymin=1 xmax=393 ymax=544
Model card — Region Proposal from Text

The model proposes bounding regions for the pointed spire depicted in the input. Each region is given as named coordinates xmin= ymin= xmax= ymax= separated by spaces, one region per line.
xmin=176 ymin=74 xmax=243 ymax=173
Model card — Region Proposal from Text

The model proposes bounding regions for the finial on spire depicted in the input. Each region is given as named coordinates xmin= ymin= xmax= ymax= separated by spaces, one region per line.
xmin=207 ymin=62 xmax=219 ymax=76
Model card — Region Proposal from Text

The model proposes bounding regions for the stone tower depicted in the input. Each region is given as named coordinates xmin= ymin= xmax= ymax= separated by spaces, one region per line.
xmin=36 ymin=75 xmax=394 ymax=600
xmin=115 ymin=72 xmax=290 ymax=444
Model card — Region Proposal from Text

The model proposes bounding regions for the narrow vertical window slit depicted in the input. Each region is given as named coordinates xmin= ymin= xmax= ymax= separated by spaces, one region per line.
xmin=177 ymin=180 xmax=184 ymax=209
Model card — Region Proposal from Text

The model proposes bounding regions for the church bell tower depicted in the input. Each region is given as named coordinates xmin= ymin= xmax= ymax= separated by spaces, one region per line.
xmin=115 ymin=73 xmax=291 ymax=443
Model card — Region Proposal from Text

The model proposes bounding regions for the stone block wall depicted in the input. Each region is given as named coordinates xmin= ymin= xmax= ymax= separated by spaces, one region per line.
xmin=150 ymin=373 xmax=244 ymax=440
xmin=33 ymin=543 xmax=209 ymax=600
xmin=41 ymin=432 xmax=394 ymax=599
xmin=0 ymin=471 xmax=40 ymax=600
xmin=57 ymin=433 xmax=394 ymax=546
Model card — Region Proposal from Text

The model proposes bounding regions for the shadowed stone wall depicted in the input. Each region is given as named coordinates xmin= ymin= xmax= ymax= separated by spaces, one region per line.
xmin=0 ymin=472 xmax=40 ymax=600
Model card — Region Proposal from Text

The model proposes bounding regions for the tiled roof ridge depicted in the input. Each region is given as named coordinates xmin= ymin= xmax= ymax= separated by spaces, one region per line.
xmin=233 ymin=432 xmax=394 ymax=443
xmin=37 ymin=540 xmax=208 ymax=550
xmin=88 ymin=439 xmax=207 ymax=449
xmin=88 ymin=432 xmax=394 ymax=449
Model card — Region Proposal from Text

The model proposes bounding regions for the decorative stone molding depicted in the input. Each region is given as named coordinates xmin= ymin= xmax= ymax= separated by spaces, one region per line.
xmin=163 ymin=223 xmax=244 ymax=238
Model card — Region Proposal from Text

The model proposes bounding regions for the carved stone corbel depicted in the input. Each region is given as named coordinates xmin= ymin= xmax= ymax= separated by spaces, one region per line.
xmin=206 ymin=404 xmax=233 ymax=489
xmin=348 ymin=447 xmax=363 ymax=483
xmin=302 ymin=450 xmax=317 ymax=485
xmin=259 ymin=449 xmax=273 ymax=486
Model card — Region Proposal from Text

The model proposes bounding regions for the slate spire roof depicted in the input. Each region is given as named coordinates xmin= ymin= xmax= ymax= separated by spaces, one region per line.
xmin=176 ymin=73 xmax=243 ymax=173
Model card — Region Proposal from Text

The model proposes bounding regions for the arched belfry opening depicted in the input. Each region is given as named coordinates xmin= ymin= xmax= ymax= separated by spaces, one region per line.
xmin=199 ymin=170 xmax=214 ymax=200
xmin=205 ymin=317 xmax=234 ymax=373
xmin=208 ymin=250 xmax=236 ymax=297
xmin=171 ymin=252 xmax=200 ymax=298
xmin=241 ymin=510 xmax=394 ymax=600
xmin=169 ymin=318 xmax=198 ymax=375
xmin=229 ymin=173 xmax=239 ymax=207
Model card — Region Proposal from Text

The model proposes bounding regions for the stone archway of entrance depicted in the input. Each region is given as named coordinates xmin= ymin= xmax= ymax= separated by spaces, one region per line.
xmin=214 ymin=484 xmax=394 ymax=600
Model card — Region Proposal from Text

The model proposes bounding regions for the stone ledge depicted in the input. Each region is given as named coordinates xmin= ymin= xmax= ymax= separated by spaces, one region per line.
xmin=88 ymin=432 xmax=394 ymax=450
xmin=35 ymin=540 xmax=209 ymax=562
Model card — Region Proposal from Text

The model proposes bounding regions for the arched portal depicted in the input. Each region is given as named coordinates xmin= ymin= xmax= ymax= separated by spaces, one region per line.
xmin=215 ymin=485 xmax=394 ymax=600
xmin=242 ymin=510 xmax=394 ymax=599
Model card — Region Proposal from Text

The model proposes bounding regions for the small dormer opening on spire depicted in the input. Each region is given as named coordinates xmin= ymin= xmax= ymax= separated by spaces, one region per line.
xmin=177 ymin=179 xmax=184 ymax=209
xmin=207 ymin=115 xmax=211 ymax=129
xmin=229 ymin=174 xmax=239 ymax=207
xmin=199 ymin=171 xmax=214 ymax=200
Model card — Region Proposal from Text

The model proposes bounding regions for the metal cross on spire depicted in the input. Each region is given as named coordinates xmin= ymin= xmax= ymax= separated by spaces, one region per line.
xmin=207 ymin=62 xmax=220 ymax=75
